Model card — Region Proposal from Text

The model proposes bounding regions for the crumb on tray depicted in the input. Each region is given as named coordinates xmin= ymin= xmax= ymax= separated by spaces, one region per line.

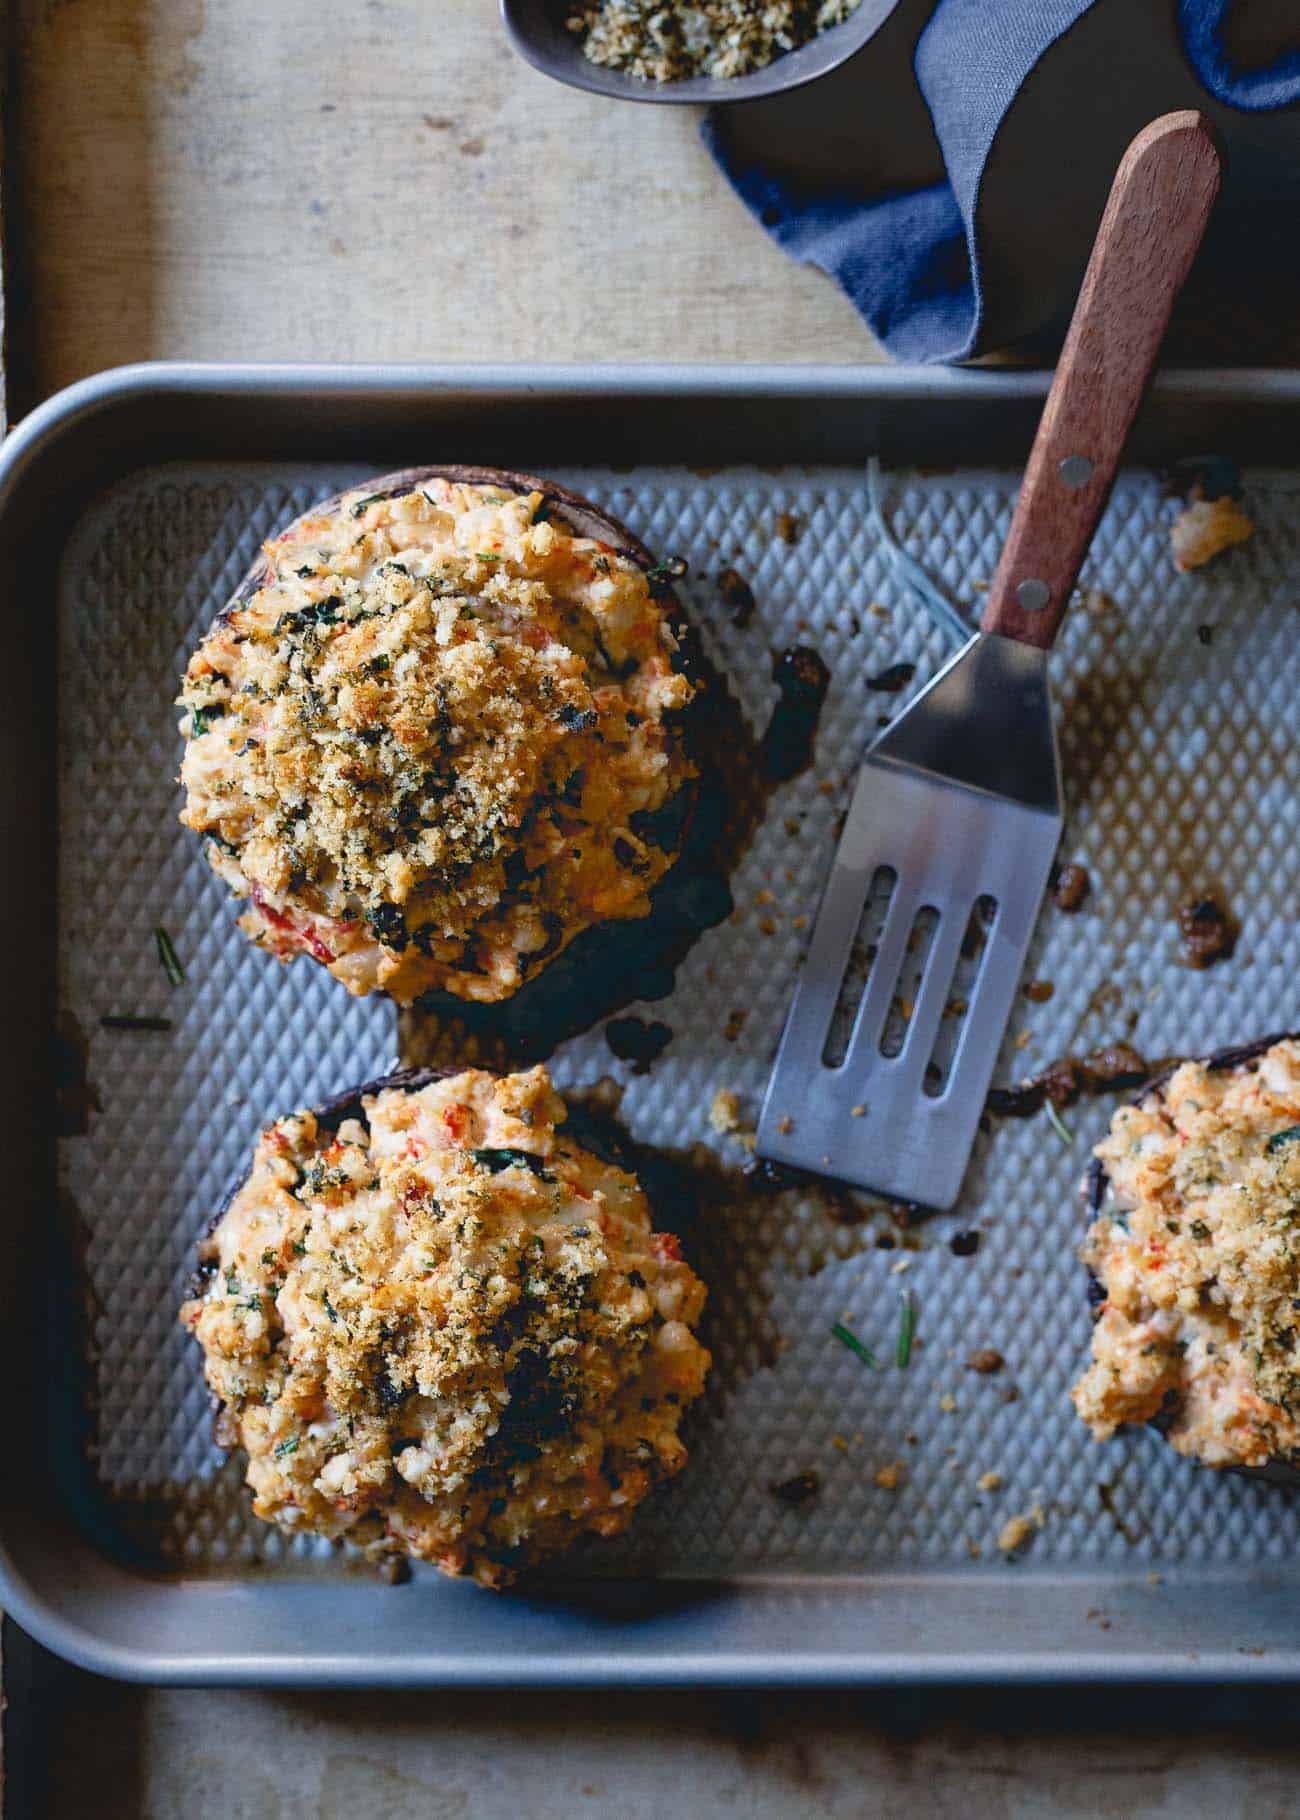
xmin=1170 ymin=495 xmax=1253 ymax=572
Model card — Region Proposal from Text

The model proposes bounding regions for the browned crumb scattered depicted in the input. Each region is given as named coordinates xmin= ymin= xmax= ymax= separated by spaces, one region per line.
xmin=966 ymin=1538 xmax=983 ymax=1560
xmin=791 ymin=914 xmax=808 ymax=930
xmin=723 ymin=1009 xmax=747 ymax=1042
xmin=868 ymin=603 xmax=891 ymax=619
xmin=770 ymin=1470 xmax=821 ymax=1506
xmin=709 ymin=1088 xmax=741 ymax=1134
xmin=718 ymin=566 xmax=757 ymax=628
xmin=1083 ymin=586 xmax=1116 ymax=616
xmin=1177 ymin=895 xmax=1236 ymax=969
xmin=998 ymin=1512 xmax=1038 ymax=1554
xmin=938 ymin=1393 xmax=957 ymax=1413
xmin=874 ymin=1461 xmax=904 ymax=1491
xmin=709 ymin=1086 xmax=756 ymax=1150
xmin=755 ymin=888 xmax=775 ymax=905
xmin=774 ymin=512 xmax=802 ymax=546
xmin=977 ymin=1470 xmax=1002 ymax=1493
xmin=1023 ymin=979 xmax=1055 ymax=1004
xmin=850 ymin=1104 xmax=865 ymax=1119
xmin=775 ymin=1115 xmax=794 ymax=1136
xmin=1170 ymin=495 xmax=1253 ymax=571
xmin=758 ymin=916 xmax=778 ymax=936
xmin=966 ymin=1348 xmax=1005 ymax=1375
xmin=1052 ymin=862 xmax=1091 ymax=913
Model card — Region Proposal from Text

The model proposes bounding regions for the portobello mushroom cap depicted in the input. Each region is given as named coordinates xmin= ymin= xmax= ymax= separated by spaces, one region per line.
xmin=183 ymin=1061 xmax=712 ymax=1583
xmin=183 ymin=465 xmax=718 ymax=1026
xmin=1082 ymin=1031 xmax=1300 ymax=1487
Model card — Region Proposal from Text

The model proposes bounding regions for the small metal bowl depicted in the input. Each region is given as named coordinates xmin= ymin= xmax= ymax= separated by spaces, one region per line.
xmin=500 ymin=0 xmax=901 ymax=106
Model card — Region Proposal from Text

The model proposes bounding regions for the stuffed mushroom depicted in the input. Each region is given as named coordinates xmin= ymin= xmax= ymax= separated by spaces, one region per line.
xmin=1073 ymin=1033 xmax=1300 ymax=1475
xmin=178 ymin=467 xmax=697 ymax=1004
xmin=179 ymin=1063 xmax=710 ymax=1585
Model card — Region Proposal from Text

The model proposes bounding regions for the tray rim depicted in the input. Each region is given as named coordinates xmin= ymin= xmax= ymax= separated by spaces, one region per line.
xmin=13 ymin=357 xmax=1300 ymax=1688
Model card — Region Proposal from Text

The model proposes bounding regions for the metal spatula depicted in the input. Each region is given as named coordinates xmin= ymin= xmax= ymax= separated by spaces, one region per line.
xmin=757 ymin=111 xmax=1221 ymax=1209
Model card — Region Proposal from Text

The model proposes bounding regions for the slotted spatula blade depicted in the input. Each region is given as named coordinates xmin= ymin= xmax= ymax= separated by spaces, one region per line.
xmin=758 ymin=635 xmax=1061 ymax=1209
xmin=757 ymin=110 xmax=1222 ymax=1209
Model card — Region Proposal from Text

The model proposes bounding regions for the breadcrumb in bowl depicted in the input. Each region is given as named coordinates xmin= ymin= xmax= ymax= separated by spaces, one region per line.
xmin=178 ymin=466 xmax=699 ymax=1006
xmin=180 ymin=1064 xmax=711 ymax=1586
xmin=1073 ymin=1033 xmax=1300 ymax=1485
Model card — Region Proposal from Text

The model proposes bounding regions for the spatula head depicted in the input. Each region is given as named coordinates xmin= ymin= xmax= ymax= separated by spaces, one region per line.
xmin=757 ymin=634 xmax=1063 ymax=1210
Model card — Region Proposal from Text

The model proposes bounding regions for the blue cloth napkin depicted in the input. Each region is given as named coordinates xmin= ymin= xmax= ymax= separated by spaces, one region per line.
xmin=705 ymin=0 xmax=1300 ymax=362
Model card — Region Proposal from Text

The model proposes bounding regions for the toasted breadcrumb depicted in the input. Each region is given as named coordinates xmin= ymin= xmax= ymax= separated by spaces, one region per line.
xmin=998 ymin=1512 xmax=1038 ymax=1554
xmin=709 ymin=1088 xmax=741 ymax=1134
xmin=1170 ymin=495 xmax=1253 ymax=571
xmin=977 ymin=1470 xmax=1002 ymax=1493
xmin=874 ymin=1461 xmax=903 ymax=1490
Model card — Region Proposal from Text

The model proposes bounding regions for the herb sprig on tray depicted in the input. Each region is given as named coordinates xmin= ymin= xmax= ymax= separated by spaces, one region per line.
xmin=830 ymin=1321 xmax=879 ymax=1370
xmin=154 ymin=926 xmax=185 ymax=988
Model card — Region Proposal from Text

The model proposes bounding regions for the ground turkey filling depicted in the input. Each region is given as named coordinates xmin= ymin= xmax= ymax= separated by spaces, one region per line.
xmin=180 ymin=1066 xmax=710 ymax=1584
xmin=178 ymin=478 xmax=694 ymax=1004
xmin=1072 ymin=1039 xmax=1300 ymax=1469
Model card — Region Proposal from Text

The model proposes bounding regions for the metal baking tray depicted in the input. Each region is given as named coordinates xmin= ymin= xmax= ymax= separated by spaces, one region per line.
xmin=6 ymin=362 xmax=1300 ymax=1686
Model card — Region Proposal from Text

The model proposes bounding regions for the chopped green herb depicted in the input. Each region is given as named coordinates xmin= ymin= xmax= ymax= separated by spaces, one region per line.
xmin=99 ymin=1014 xmax=172 ymax=1033
xmin=830 ymin=1321 xmax=879 ymax=1370
xmin=475 ymin=550 xmax=503 ymax=562
xmin=471 ymin=1146 xmax=556 ymax=1183
xmin=274 ymin=1436 xmax=299 ymax=1458
xmin=895 ymin=1288 xmax=915 ymax=1369
xmin=1190 ymin=1220 xmax=1211 ymax=1242
xmin=350 ymin=491 xmax=391 ymax=518
xmin=1046 ymin=1101 xmax=1075 ymax=1146
xmin=189 ymin=705 xmax=215 ymax=738
xmin=1268 ymin=1126 xmax=1300 ymax=1155
xmin=644 ymin=555 xmax=688 ymax=586
xmin=154 ymin=926 xmax=185 ymax=988
xmin=261 ymin=1248 xmax=277 ymax=1269
xmin=322 ymin=1291 xmax=340 ymax=1324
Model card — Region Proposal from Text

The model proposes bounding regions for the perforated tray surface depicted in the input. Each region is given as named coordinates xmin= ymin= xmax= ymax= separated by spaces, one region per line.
xmin=56 ymin=453 xmax=1300 ymax=1589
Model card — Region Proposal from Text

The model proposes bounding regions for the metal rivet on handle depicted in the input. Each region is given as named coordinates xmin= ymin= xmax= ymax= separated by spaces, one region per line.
xmin=1016 ymin=578 xmax=1051 ymax=613
xmin=1059 ymin=454 xmax=1093 ymax=489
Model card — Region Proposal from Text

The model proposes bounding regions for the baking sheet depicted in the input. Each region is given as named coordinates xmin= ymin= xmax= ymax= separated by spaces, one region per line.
xmin=54 ymin=452 xmax=1300 ymax=1585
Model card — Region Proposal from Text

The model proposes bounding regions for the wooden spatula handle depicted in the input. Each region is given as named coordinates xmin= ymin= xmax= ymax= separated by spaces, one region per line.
xmin=981 ymin=111 xmax=1221 ymax=651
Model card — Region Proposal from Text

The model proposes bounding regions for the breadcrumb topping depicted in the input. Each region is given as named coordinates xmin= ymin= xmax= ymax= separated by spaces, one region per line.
xmin=1073 ymin=1040 xmax=1300 ymax=1468
xmin=178 ymin=477 xmax=694 ymax=1004
xmin=567 ymin=0 xmax=862 ymax=82
xmin=180 ymin=1066 xmax=710 ymax=1585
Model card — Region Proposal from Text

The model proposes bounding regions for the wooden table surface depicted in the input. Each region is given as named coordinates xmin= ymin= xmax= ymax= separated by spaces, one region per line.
xmin=10 ymin=0 xmax=880 ymax=406
xmin=8 ymin=4 xmax=1300 ymax=1815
